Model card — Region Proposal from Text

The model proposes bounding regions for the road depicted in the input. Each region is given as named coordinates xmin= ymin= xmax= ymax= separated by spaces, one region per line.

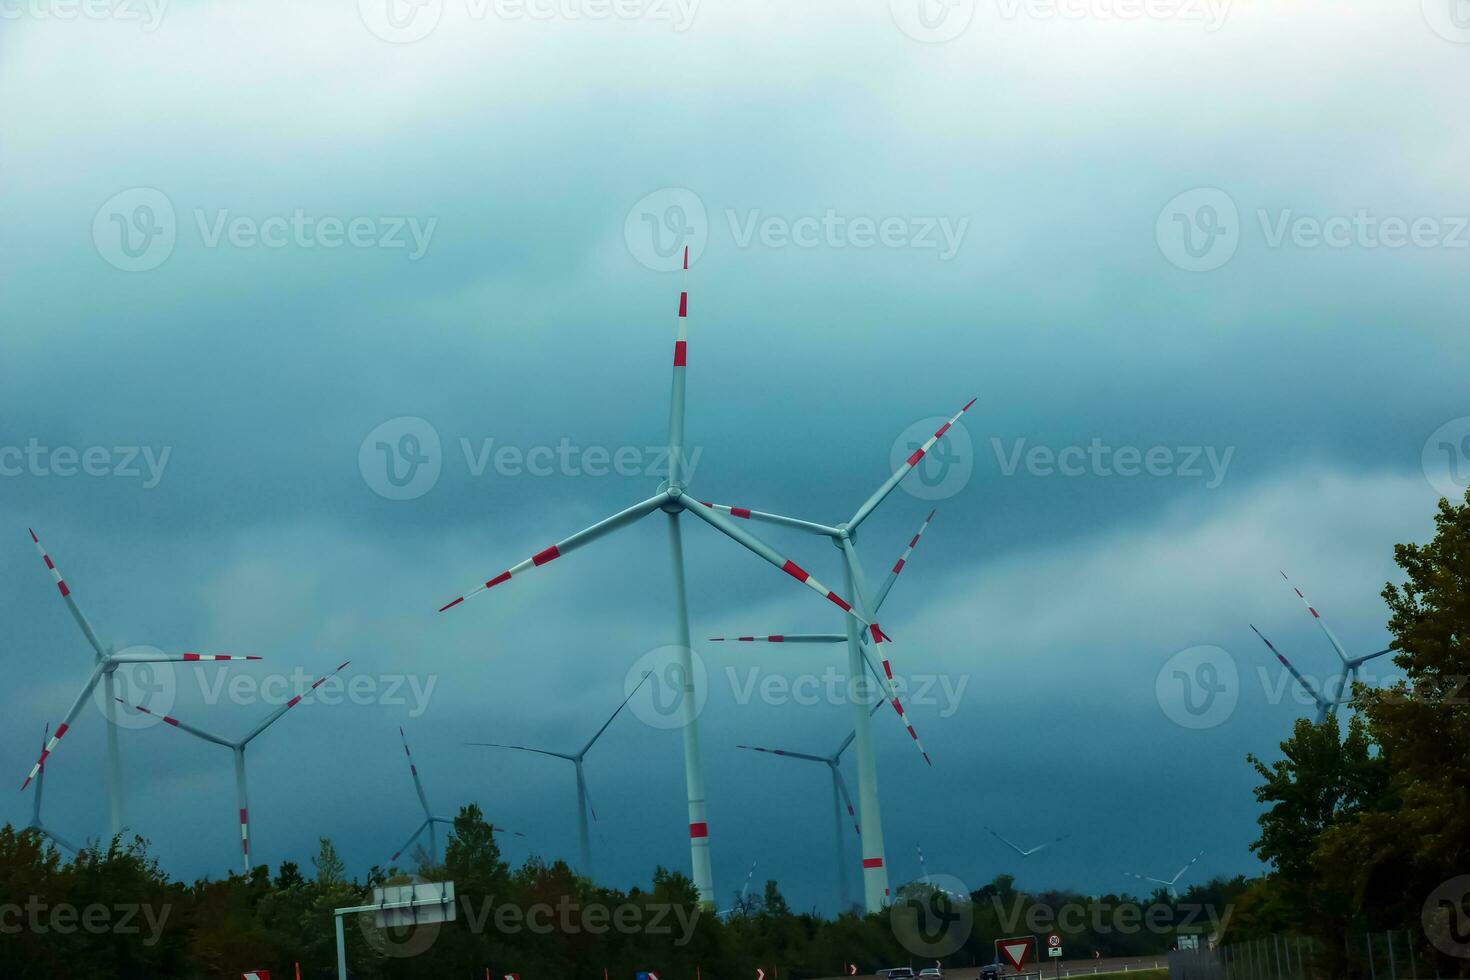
xmin=814 ymin=954 xmax=1168 ymax=979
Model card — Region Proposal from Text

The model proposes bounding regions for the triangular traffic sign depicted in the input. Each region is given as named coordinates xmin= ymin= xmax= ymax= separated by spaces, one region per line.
xmin=997 ymin=936 xmax=1035 ymax=970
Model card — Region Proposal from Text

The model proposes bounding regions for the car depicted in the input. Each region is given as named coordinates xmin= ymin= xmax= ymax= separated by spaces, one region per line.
xmin=979 ymin=964 xmax=1004 ymax=980
xmin=918 ymin=969 xmax=944 ymax=980
xmin=879 ymin=970 xmax=916 ymax=980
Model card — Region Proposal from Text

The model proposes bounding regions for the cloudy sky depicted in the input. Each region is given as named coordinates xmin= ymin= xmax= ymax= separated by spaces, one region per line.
xmin=1 ymin=0 xmax=1467 ymax=916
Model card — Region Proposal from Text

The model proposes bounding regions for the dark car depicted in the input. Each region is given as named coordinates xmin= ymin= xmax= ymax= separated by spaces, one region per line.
xmin=979 ymin=964 xmax=1003 ymax=980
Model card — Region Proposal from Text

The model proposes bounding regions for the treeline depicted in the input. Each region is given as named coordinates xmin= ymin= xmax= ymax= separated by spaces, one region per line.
xmin=1229 ymin=489 xmax=1470 ymax=978
xmin=0 ymin=807 xmax=1244 ymax=980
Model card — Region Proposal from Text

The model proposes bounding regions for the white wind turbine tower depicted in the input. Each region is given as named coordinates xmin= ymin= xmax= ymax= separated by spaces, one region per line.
xmin=435 ymin=249 xmax=944 ymax=908
xmin=391 ymin=727 xmax=524 ymax=867
xmin=706 ymin=505 xmax=962 ymax=911
xmin=20 ymin=528 xmax=262 ymax=838
xmin=985 ymin=826 xmax=1070 ymax=859
xmin=26 ymin=724 xmax=78 ymax=854
xmin=735 ymin=700 xmax=881 ymax=913
xmin=117 ymin=661 xmax=350 ymax=874
xmin=463 ymin=671 xmax=652 ymax=880
xmin=1124 ymin=849 xmax=1205 ymax=899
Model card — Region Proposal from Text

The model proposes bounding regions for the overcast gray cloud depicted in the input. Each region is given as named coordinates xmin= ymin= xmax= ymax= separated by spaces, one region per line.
xmin=1 ymin=0 xmax=1467 ymax=915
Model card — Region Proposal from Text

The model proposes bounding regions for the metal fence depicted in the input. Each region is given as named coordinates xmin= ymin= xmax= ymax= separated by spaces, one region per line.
xmin=1167 ymin=930 xmax=1452 ymax=980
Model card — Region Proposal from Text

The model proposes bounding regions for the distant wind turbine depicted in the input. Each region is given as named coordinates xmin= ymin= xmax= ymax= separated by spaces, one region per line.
xmin=1279 ymin=572 xmax=1394 ymax=698
xmin=465 ymin=671 xmax=652 ymax=881
xmin=391 ymin=727 xmax=524 ymax=868
xmin=735 ymin=700 xmax=882 ymax=912
xmin=1124 ymin=849 xmax=1204 ymax=898
xmin=719 ymin=860 xmax=758 ymax=918
xmin=118 ymin=661 xmax=351 ymax=874
xmin=20 ymin=527 xmax=262 ymax=839
xmin=26 ymin=725 xmax=77 ymax=854
xmin=985 ymin=826 xmax=1070 ymax=858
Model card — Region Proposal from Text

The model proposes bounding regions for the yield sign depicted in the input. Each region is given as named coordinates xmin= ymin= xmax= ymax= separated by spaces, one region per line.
xmin=997 ymin=935 xmax=1036 ymax=970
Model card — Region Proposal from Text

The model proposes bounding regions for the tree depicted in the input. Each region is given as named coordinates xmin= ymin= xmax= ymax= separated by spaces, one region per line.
xmin=313 ymin=837 xmax=347 ymax=889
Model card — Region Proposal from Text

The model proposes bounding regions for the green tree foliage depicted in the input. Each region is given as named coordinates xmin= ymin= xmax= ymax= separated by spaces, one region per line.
xmin=1243 ymin=489 xmax=1470 ymax=976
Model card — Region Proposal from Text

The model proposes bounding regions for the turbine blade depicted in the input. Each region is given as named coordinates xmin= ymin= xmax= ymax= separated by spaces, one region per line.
xmin=696 ymin=502 xmax=840 ymax=537
xmin=22 ymin=664 xmax=105 ymax=790
xmin=735 ymin=744 xmax=830 ymax=765
xmin=1280 ymin=572 xmax=1353 ymax=666
xmin=39 ymin=827 xmax=78 ymax=854
xmin=873 ymin=509 xmax=937 ymax=614
xmin=582 ymin=777 xmax=599 ymax=824
xmin=1250 ymin=625 xmax=1329 ymax=708
xmin=582 ymin=669 xmax=654 ymax=756
xmin=679 ymin=498 xmax=866 ymax=622
xmin=666 ymin=245 xmax=691 ymax=486
xmin=832 ymin=768 xmax=861 ymax=836
xmin=437 ymin=495 xmax=664 ymax=612
xmin=838 ymin=545 xmax=931 ymax=766
xmin=1347 ymin=647 xmax=1394 ymax=669
xmin=28 ymin=528 xmax=106 ymax=658
xmin=110 ymin=651 xmax=262 ymax=663
xmin=1170 ymin=850 xmax=1205 ymax=884
xmin=832 ymin=699 xmax=884 ymax=761
xmin=390 ymin=818 xmax=430 ymax=863
xmin=399 ymin=727 xmax=433 ymax=818
xmin=463 ymin=742 xmax=576 ymax=762
xmin=985 ymin=826 xmax=1027 ymax=857
xmin=706 ymin=633 xmax=845 ymax=643
xmin=849 ymin=398 xmax=977 ymax=531
xmin=115 ymin=698 xmax=234 ymax=747
xmin=241 ymin=660 xmax=351 ymax=744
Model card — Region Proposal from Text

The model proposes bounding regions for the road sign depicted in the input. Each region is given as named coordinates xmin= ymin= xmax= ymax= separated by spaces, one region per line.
xmin=372 ymin=881 xmax=456 ymax=929
xmin=847 ymin=967 xmax=857 ymax=976
xmin=1048 ymin=946 xmax=1063 ymax=958
xmin=1047 ymin=934 xmax=1061 ymax=949
xmin=243 ymin=973 xmax=270 ymax=980
xmin=997 ymin=936 xmax=1035 ymax=970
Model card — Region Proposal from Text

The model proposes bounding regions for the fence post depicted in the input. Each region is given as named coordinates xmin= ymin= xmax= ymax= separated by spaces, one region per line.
xmin=1367 ymin=932 xmax=1377 ymax=980
xmin=1407 ymin=928 xmax=1418 ymax=980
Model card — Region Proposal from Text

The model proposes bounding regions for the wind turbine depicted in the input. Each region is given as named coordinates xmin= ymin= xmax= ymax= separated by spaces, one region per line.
xmin=26 ymin=724 xmax=77 ymax=855
xmin=736 ymin=700 xmax=881 ymax=913
xmin=706 ymin=505 xmax=959 ymax=910
xmin=985 ymin=826 xmax=1070 ymax=859
xmin=1124 ymin=849 xmax=1204 ymax=899
xmin=1251 ymin=626 xmax=1340 ymax=724
xmin=117 ymin=660 xmax=350 ymax=874
xmin=1279 ymin=572 xmax=1394 ymax=699
xmin=719 ymin=860 xmax=758 ymax=918
xmin=20 ymin=527 xmax=262 ymax=839
xmin=435 ymin=249 xmax=953 ymax=907
xmin=390 ymin=727 xmax=523 ymax=867
xmin=463 ymin=671 xmax=652 ymax=880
